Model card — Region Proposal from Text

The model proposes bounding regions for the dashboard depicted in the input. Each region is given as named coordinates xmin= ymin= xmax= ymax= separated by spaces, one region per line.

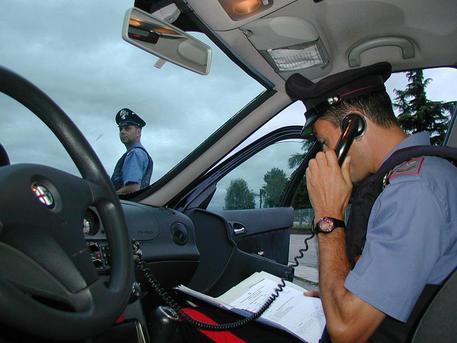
xmin=84 ymin=201 xmax=200 ymax=286
xmin=79 ymin=201 xmax=203 ymax=341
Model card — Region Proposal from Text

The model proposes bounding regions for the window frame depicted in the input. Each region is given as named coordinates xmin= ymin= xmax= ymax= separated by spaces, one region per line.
xmin=170 ymin=125 xmax=306 ymax=210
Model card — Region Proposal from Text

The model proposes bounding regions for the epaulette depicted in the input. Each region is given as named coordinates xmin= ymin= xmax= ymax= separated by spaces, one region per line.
xmin=388 ymin=157 xmax=425 ymax=181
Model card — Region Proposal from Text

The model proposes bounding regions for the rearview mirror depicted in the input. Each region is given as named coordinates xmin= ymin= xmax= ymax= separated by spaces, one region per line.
xmin=122 ymin=7 xmax=212 ymax=75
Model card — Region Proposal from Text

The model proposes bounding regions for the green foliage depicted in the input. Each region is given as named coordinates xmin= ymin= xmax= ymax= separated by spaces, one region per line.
xmin=291 ymin=178 xmax=311 ymax=209
xmin=261 ymin=168 xmax=288 ymax=207
xmin=394 ymin=70 xmax=456 ymax=145
xmin=287 ymin=142 xmax=313 ymax=209
xmin=288 ymin=141 xmax=313 ymax=169
xmin=224 ymin=178 xmax=255 ymax=210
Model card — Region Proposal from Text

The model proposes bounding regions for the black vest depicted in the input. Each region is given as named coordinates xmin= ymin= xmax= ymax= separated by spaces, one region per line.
xmin=346 ymin=145 xmax=457 ymax=342
xmin=111 ymin=146 xmax=153 ymax=191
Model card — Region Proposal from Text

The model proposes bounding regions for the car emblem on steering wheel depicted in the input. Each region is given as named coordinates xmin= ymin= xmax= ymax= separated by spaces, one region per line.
xmin=31 ymin=183 xmax=55 ymax=209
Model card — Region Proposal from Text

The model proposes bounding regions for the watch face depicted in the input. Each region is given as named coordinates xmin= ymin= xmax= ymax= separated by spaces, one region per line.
xmin=318 ymin=217 xmax=335 ymax=233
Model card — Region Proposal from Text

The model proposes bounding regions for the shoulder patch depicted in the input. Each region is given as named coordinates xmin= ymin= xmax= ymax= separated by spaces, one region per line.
xmin=388 ymin=157 xmax=425 ymax=180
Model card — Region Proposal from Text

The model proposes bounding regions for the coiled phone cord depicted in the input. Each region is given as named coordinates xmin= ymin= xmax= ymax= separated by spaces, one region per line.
xmin=134 ymin=233 xmax=314 ymax=331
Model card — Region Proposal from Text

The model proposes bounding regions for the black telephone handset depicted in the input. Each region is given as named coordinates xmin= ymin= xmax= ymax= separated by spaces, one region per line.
xmin=334 ymin=113 xmax=366 ymax=165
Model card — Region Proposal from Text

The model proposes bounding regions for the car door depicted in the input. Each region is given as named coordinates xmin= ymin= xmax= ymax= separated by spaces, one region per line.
xmin=179 ymin=125 xmax=309 ymax=244
xmin=172 ymin=118 xmax=318 ymax=294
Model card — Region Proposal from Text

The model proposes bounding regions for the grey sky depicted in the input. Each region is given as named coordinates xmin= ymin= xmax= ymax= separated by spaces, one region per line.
xmin=0 ymin=0 xmax=263 ymax=181
xmin=1 ymin=1 xmax=455 ymax=210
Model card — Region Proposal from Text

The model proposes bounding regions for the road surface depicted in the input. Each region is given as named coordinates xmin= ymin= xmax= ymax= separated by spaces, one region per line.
xmin=289 ymin=234 xmax=318 ymax=268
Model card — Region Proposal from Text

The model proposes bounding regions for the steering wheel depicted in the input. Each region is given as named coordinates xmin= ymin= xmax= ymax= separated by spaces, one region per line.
xmin=0 ymin=66 xmax=133 ymax=340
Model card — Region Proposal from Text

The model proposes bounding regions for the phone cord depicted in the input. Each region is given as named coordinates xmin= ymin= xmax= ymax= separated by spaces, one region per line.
xmin=133 ymin=233 xmax=314 ymax=331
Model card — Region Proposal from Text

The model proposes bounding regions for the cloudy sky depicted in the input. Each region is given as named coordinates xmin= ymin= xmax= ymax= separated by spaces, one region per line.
xmin=1 ymin=1 xmax=456 ymax=210
xmin=0 ymin=0 xmax=263 ymax=178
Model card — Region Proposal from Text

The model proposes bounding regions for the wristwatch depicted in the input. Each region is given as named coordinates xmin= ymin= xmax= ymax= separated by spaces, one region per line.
xmin=314 ymin=217 xmax=345 ymax=234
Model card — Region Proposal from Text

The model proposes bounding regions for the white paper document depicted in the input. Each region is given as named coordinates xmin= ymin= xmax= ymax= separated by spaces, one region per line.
xmin=176 ymin=271 xmax=325 ymax=343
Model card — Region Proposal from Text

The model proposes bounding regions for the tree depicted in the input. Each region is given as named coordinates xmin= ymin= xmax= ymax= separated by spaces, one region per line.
xmin=288 ymin=142 xmax=314 ymax=209
xmin=291 ymin=178 xmax=311 ymax=209
xmin=224 ymin=178 xmax=255 ymax=210
xmin=261 ymin=168 xmax=288 ymax=207
xmin=394 ymin=70 xmax=456 ymax=145
xmin=288 ymin=141 xmax=314 ymax=169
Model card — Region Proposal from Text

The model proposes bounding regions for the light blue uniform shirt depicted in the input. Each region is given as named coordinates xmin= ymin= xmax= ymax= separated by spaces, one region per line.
xmin=345 ymin=132 xmax=457 ymax=322
xmin=122 ymin=143 xmax=151 ymax=186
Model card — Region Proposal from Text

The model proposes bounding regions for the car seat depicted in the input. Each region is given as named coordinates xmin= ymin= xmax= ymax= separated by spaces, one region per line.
xmin=411 ymin=268 xmax=457 ymax=342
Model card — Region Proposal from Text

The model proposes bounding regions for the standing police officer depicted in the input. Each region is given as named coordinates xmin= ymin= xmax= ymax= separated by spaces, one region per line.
xmin=285 ymin=62 xmax=457 ymax=342
xmin=111 ymin=108 xmax=153 ymax=194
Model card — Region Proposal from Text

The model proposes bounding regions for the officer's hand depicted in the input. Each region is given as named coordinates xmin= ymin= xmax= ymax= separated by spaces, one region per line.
xmin=306 ymin=150 xmax=352 ymax=221
xmin=304 ymin=290 xmax=320 ymax=298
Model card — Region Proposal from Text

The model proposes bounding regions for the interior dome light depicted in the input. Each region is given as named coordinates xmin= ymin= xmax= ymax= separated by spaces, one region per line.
xmin=266 ymin=41 xmax=328 ymax=72
xmin=233 ymin=0 xmax=261 ymax=15
xmin=218 ymin=0 xmax=273 ymax=21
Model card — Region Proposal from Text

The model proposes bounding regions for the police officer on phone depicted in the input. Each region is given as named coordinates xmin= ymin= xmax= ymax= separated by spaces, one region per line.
xmin=285 ymin=62 xmax=457 ymax=342
xmin=141 ymin=63 xmax=456 ymax=343
xmin=111 ymin=108 xmax=153 ymax=194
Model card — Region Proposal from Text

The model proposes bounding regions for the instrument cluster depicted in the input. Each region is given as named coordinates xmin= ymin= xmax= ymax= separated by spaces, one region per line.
xmin=83 ymin=208 xmax=102 ymax=237
xmin=83 ymin=208 xmax=110 ymax=273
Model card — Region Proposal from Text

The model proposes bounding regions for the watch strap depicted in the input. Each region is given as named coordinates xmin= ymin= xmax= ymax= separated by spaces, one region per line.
xmin=314 ymin=217 xmax=345 ymax=234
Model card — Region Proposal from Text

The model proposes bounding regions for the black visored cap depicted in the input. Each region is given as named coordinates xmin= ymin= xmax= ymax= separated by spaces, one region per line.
xmin=285 ymin=62 xmax=392 ymax=133
xmin=116 ymin=108 xmax=146 ymax=128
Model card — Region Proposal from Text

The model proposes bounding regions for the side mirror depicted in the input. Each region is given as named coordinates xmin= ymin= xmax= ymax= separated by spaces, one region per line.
xmin=122 ymin=7 xmax=212 ymax=75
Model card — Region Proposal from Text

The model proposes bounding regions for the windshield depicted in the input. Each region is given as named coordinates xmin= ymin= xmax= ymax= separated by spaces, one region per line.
xmin=0 ymin=1 xmax=265 ymax=185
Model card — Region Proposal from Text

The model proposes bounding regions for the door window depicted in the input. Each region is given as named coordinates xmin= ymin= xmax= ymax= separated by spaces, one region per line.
xmin=207 ymin=139 xmax=307 ymax=212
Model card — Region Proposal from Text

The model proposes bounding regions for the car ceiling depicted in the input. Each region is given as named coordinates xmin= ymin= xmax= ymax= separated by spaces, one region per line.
xmin=138 ymin=0 xmax=457 ymax=206
xmin=187 ymin=0 xmax=457 ymax=92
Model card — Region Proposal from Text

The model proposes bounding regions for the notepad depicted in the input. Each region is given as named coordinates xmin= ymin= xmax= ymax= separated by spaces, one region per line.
xmin=176 ymin=271 xmax=325 ymax=343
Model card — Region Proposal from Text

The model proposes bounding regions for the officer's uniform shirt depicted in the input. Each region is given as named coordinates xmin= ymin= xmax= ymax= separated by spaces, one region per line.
xmin=121 ymin=143 xmax=152 ymax=187
xmin=345 ymin=132 xmax=457 ymax=322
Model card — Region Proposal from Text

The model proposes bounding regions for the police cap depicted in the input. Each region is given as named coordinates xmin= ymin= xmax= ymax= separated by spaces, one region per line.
xmin=116 ymin=108 xmax=146 ymax=128
xmin=285 ymin=62 xmax=392 ymax=133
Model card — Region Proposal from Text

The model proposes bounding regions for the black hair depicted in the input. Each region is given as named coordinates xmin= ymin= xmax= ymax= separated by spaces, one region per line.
xmin=321 ymin=91 xmax=398 ymax=128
